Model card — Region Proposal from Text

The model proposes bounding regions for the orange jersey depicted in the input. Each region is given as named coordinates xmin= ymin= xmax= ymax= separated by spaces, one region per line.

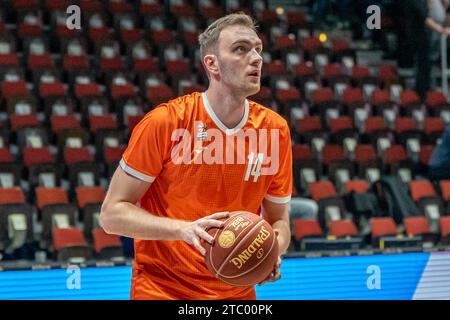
xmin=120 ymin=91 xmax=292 ymax=299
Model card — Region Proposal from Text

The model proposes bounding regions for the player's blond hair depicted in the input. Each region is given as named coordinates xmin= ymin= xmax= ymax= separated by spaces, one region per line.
xmin=198 ymin=13 xmax=258 ymax=59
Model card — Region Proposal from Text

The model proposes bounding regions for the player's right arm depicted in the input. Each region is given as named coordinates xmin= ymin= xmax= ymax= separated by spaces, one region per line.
xmin=100 ymin=166 xmax=229 ymax=255
xmin=100 ymin=103 xmax=228 ymax=255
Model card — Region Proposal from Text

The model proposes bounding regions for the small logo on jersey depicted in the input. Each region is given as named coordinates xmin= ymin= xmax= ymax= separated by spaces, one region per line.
xmin=196 ymin=123 xmax=208 ymax=141
xmin=218 ymin=230 xmax=236 ymax=248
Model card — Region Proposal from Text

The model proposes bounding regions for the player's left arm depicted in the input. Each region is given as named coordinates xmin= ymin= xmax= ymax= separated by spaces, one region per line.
xmin=258 ymin=121 xmax=293 ymax=285
xmin=262 ymin=198 xmax=290 ymax=254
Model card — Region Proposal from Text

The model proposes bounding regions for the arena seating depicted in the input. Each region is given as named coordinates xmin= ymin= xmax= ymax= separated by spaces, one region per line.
xmin=0 ymin=0 xmax=448 ymax=263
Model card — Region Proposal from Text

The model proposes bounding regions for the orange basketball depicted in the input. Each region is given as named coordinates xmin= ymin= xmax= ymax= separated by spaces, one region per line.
xmin=203 ymin=211 xmax=279 ymax=286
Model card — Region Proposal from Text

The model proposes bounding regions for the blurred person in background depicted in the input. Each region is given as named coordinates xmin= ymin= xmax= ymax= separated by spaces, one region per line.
xmin=427 ymin=0 xmax=450 ymax=63
xmin=398 ymin=0 xmax=450 ymax=102
xmin=429 ymin=124 xmax=450 ymax=180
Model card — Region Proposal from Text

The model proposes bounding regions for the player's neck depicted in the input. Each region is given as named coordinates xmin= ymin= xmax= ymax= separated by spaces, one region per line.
xmin=204 ymin=87 xmax=246 ymax=129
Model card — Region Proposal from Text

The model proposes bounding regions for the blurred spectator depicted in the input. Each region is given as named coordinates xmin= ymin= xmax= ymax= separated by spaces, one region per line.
xmin=427 ymin=0 xmax=450 ymax=62
xmin=429 ymin=125 xmax=450 ymax=180
xmin=398 ymin=0 xmax=449 ymax=102
xmin=289 ymin=197 xmax=319 ymax=220
xmin=312 ymin=0 xmax=330 ymax=28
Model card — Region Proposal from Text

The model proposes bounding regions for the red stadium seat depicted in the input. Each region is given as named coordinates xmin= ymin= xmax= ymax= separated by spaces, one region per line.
xmin=146 ymin=84 xmax=175 ymax=106
xmin=329 ymin=116 xmax=354 ymax=135
xmin=39 ymin=82 xmax=66 ymax=99
xmin=372 ymin=89 xmax=392 ymax=107
xmin=23 ymin=147 xmax=54 ymax=167
xmin=419 ymin=145 xmax=434 ymax=166
xmin=312 ymin=87 xmax=334 ymax=105
xmin=424 ymin=117 xmax=445 ymax=143
xmin=440 ymin=217 xmax=450 ymax=243
xmin=0 ymin=187 xmax=25 ymax=204
xmin=287 ymin=11 xmax=307 ymax=27
xmin=0 ymin=53 xmax=19 ymax=68
xmin=12 ymin=0 xmax=39 ymax=10
xmin=275 ymin=35 xmax=297 ymax=50
xmin=89 ymin=115 xmax=118 ymax=133
xmin=28 ymin=54 xmax=54 ymax=69
xmin=344 ymin=180 xmax=369 ymax=194
xmin=111 ymin=83 xmax=136 ymax=100
xmin=352 ymin=66 xmax=371 ymax=79
xmin=292 ymin=144 xmax=313 ymax=161
xmin=50 ymin=115 xmax=81 ymax=134
xmin=100 ymin=56 xmax=125 ymax=72
xmin=310 ymin=181 xmax=337 ymax=202
xmin=302 ymin=36 xmax=324 ymax=54
xmin=410 ymin=180 xmax=437 ymax=202
xmin=324 ymin=63 xmax=345 ymax=78
xmin=133 ymin=57 xmax=159 ymax=73
xmin=384 ymin=145 xmax=407 ymax=165
xmin=294 ymin=63 xmax=316 ymax=80
xmin=0 ymin=147 xmax=13 ymax=163
xmin=64 ymin=147 xmax=94 ymax=165
xmin=127 ymin=115 xmax=144 ymax=132
xmin=250 ymin=86 xmax=272 ymax=105
xmin=53 ymin=227 xmax=92 ymax=261
xmin=1 ymin=80 xmax=29 ymax=98
xmin=276 ymin=87 xmax=301 ymax=104
xmin=76 ymin=186 xmax=105 ymax=209
xmin=427 ymin=91 xmax=448 ymax=110
xmin=342 ymin=87 xmax=364 ymax=105
xmin=293 ymin=219 xmax=323 ymax=241
xmin=378 ymin=64 xmax=398 ymax=82
xmin=46 ymin=0 xmax=69 ymax=11
xmin=79 ymin=0 xmax=103 ymax=12
xmin=92 ymin=228 xmax=122 ymax=257
xmin=440 ymin=181 xmax=450 ymax=202
xmin=75 ymin=83 xmax=102 ymax=100
xmin=329 ymin=220 xmax=358 ymax=237
xmin=35 ymin=187 xmax=68 ymax=210
xmin=364 ymin=116 xmax=387 ymax=134
xmin=394 ymin=117 xmax=416 ymax=135
xmin=263 ymin=60 xmax=287 ymax=77
xmin=321 ymin=145 xmax=346 ymax=165
xmin=108 ymin=0 xmax=132 ymax=13
xmin=63 ymin=55 xmax=90 ymax=71
xmin=297 ymin=116 xmax=322 ymax=134
xmin=104 ymin=146 xmax=126 ymax=164
xmin=404 ymin=216 xmax=431 ymax=237
xmin=10 ymin=114 xmax=40 ymax=132
xmin=400 ymin=90 xmax=421 ymax=108
xmin=170 ymin=1 xmax=194 ymax=17
xmin=140 ymin=1 xmax=163 ymax=15
xmin=370 ymin=217 xmax=397 ymax=238
xmin=331 ymin=38 xmax=351 ymax=55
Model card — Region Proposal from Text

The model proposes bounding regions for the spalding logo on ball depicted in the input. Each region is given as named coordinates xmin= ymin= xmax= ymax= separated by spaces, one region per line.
xmin=218 ymin=230 xmax=236 ymax=248
xmin=203 ymin=211 xmax=279 ymax=287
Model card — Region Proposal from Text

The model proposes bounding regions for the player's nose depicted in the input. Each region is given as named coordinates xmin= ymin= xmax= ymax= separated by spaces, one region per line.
xmin=249 ymin=48 xmax=263 ymax=66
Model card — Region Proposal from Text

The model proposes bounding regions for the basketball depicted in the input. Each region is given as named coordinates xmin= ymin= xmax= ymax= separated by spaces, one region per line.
xmin=203 ymin=211 xmax=279 ymax=286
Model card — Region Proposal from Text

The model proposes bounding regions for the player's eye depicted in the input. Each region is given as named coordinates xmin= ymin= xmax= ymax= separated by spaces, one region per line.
xmin=235 ymin=46 xmax=247 ymax=53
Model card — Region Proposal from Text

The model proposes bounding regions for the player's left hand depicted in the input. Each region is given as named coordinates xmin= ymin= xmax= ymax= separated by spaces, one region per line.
xmin=257 ymin=256 xmax=282 ymax=286
xmin=258 ymin=229 xmax=282 ymax=285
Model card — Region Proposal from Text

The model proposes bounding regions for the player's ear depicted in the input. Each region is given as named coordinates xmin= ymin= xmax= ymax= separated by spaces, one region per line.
xmin=204 ymin=54 xmax=219 ymax=76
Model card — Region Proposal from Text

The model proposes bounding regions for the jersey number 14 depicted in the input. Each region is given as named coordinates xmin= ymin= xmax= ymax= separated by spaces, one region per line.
xmin=244 ymin=152 xmax=264 ymax=182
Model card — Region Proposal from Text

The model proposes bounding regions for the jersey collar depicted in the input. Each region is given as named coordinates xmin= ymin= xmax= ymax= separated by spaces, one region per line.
xmin=201 ymin=92 xmax=249 ymax=136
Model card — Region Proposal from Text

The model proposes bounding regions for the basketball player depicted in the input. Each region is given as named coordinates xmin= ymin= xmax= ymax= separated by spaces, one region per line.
xmin=100 ymin=13 xmax=293 ymax=299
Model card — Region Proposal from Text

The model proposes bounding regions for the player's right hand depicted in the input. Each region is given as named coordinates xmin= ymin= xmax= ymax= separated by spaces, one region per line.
xmin=179 ymin=211 xmax=230 ymax=255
